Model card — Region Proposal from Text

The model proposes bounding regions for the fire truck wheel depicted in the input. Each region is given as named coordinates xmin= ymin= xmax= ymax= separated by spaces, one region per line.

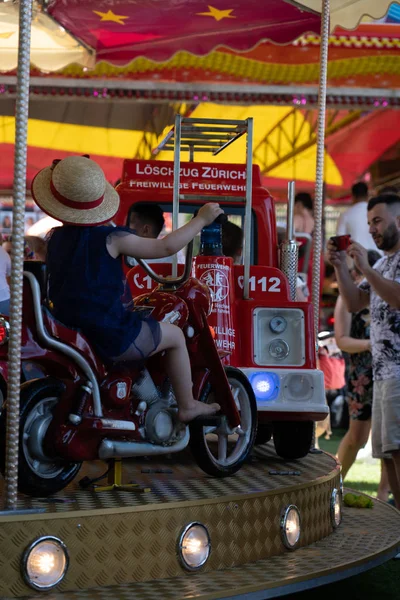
xmin=255 ymin=424 xmax=273 ymax=446
xmin=272 ymin=421 xmax=313 ymax=460
xmin=0 ymin=378 xmax=81 ymax=496
xmin=189 ymin=367 xmax=257 ymax=477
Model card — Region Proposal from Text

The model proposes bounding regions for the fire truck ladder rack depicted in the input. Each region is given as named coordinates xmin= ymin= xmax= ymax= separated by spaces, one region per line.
xmin=153 ymin=117 xmax=248 ymax=160
xmin=154 ymin=115 xmax=254 ymax=299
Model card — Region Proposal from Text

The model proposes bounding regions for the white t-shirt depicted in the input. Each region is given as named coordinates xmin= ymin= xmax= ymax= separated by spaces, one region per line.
xmin=0 ymin=246 xmax=11 ymax=301
xmin=336 ymin=201 xmax=378 ymax=250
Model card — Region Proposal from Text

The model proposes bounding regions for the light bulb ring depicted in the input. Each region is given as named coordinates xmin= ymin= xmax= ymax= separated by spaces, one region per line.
xmin=280 ymin=505 xmax=301 ymax=550
xmin=22 ymin=536 xmax=69 ymax=591
xmin=177 ymin=522 xmax=211 ymax=571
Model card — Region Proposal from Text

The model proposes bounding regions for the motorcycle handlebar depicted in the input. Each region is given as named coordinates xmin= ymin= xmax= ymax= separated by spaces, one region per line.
xmin=136 ymin=238 xmax=194 ymax=288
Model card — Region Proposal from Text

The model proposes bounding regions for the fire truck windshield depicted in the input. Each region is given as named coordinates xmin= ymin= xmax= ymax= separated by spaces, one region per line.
xmin=125 ymin=202 xmax=256 ymax=266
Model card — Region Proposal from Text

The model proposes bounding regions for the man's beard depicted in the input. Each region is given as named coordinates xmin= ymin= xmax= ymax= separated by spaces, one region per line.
xmin=375 ymin=222 xmax=400 ymax=251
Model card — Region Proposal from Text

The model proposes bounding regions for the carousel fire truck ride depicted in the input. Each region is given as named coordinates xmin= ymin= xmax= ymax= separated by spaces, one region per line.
xmin=0 ymin=117 xmax=399 ymax=600
xmin=117 ymin=116 xmax=328 ymax=460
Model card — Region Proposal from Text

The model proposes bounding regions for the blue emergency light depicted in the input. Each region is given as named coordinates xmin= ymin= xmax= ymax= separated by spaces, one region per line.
xmin=250 ymin=372 xmax=280 ymax=401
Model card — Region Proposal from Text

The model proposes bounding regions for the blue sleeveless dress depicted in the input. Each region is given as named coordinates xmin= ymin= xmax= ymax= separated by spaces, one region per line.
xmin=46 ymin=225 xmax=161 ymax=360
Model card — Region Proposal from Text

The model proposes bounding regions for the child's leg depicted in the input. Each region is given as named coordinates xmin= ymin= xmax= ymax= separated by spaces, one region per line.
xmin=149 ymin=322 xmax=220 ymax=422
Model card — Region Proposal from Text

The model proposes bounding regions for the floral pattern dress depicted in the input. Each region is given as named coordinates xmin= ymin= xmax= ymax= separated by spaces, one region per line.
xmin=346 ymin=308 xmax=373 ymax=421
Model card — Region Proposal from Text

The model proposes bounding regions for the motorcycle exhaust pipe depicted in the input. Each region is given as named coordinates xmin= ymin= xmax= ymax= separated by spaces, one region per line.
xmin=98 ymin=427 xmax=190 ymax=459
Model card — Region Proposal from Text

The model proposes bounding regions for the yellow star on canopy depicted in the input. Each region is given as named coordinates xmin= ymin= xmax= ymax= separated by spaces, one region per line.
xmin=0 ymin=32 xmax=14 ymax=39
xmin=197 ymin=5 xmax=236 ymax=21
xmin=93 ymin=10 xmax=129 ymax=25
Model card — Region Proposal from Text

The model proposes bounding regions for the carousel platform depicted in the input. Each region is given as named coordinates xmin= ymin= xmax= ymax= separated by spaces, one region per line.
xmin=0 ymin=443 xmax=399 ymax=599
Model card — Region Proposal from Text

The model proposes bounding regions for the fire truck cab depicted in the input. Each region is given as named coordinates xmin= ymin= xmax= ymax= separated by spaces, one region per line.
xmin=115 ymin=117 xmax=328 ymax=460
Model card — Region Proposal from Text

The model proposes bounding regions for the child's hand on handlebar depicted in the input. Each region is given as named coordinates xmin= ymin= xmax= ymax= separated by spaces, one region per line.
xmin=197 ymin=203 xmax=224 ymax=226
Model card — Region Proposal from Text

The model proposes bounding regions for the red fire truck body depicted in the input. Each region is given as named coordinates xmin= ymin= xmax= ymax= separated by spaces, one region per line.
xmin=116 ymin=158 xmax=328 ymax=458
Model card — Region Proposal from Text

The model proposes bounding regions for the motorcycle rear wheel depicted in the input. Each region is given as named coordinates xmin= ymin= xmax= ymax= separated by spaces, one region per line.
xmin=0 ymin=378 xmax=81 ymax=496
xmin=189 ymin=367 xmax=257 ymax=477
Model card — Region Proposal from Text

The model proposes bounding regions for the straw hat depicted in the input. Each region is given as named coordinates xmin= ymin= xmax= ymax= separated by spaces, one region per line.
xmin=31 ymin=156 xmax=120 ymax=226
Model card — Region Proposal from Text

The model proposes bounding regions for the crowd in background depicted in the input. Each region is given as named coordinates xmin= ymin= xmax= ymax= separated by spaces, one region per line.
xmin=0 ymin=234 xmax=47 ymax=315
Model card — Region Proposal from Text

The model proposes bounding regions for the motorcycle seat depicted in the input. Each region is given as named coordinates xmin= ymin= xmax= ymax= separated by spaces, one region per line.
xmin=42 ymin=306 xmax=107 ymax=378
xmin=23 ymin=260 xmax=47 ymax=300
xmin=23 ymin=266 xmax=136 ymax=376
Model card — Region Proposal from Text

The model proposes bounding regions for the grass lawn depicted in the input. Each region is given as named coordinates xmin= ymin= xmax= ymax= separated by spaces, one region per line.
xmin=284 ymin=429 xmax=400 ymax=600
xmin=319 ymin=429 xmax=382 ymax=498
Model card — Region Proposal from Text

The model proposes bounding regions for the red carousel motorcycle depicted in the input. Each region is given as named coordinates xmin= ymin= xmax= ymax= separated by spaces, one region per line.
xmin=0 ymin=224 xmax=257 ymax=496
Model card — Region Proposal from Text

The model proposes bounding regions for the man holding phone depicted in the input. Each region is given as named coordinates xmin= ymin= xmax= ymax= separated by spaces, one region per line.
xmin=327 ymin=193 xmax=400 ymax=510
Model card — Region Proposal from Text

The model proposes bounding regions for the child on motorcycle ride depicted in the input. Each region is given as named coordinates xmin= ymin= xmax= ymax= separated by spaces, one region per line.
xmin=31 ymin=155 xmax=221 ymax=423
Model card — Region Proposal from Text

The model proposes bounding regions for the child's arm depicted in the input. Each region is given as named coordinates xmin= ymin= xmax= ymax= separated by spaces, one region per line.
xmin=108 ymin=203 xmax=223 ymax=259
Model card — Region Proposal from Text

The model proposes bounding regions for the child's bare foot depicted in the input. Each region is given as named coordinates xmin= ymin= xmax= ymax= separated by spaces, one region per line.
xmin=178 ymin=400 xmax=220 ymax=423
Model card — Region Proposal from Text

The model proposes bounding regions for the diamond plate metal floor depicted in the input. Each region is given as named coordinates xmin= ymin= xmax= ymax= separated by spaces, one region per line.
xmin=0 ymin=443 xmax=337 ymax=513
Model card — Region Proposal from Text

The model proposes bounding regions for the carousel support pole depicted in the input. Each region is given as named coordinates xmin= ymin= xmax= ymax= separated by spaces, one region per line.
xmin=4 ymin=0 xmax=33 ymax=510
xmin=310 ymin=0 xmax=330 ymax=454
xmin=312 ymin=0 xmax=330 ymax=343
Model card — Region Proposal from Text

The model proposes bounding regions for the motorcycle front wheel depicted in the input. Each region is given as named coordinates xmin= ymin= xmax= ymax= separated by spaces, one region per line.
xmin=0 ymin=378 xmax=81 ymax=496
xmin=189 ymin=366 xmax=257 ymax=477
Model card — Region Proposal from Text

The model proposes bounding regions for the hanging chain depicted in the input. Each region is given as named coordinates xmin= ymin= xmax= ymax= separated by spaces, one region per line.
xmin=4 ymin=0 xmax=32 ymax=509
xmin=309 ymin=0 xmax=330 ymax=453
xmin=312 ymin=0 xmax=330 ymax=346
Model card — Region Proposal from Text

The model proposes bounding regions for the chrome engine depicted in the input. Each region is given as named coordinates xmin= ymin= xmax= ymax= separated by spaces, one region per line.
xmin=132 ymin=369 xmax=185 ymax=445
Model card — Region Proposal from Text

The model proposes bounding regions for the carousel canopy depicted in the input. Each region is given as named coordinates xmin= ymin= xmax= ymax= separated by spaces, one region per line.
xmin=1 ymin=1 xmax=400 ymax=194
xmin=0 ymin=1 xmax=399 ymax=71
xmin=43 ymin=22 xmax=400 ymax=94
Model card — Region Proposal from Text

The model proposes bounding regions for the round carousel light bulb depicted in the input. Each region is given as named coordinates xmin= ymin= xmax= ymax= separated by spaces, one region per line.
xmin=23 ymin=537 xmax=68 ymax=590
xmin=178 ymin=523 xmax=211 ymax=570
xmin=281 ymin=505 xmax=301 ymax=549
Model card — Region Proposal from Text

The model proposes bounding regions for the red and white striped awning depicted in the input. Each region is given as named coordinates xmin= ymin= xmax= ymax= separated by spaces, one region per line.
xmin=0 ymin=1 xmax=398 ymax=71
